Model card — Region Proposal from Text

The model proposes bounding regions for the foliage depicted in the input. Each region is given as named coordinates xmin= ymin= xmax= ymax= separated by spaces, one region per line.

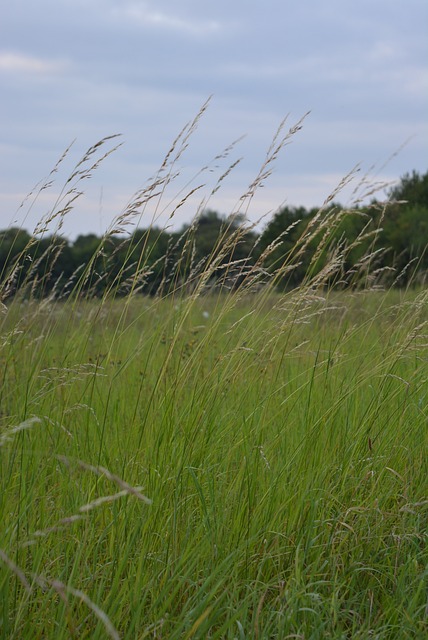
xmin=1 ymin=172 xmax=427 ymax=298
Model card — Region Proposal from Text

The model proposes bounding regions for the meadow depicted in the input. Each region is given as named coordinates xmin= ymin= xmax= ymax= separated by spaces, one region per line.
xmin=0 ymin=116 xmax=427 ymax=638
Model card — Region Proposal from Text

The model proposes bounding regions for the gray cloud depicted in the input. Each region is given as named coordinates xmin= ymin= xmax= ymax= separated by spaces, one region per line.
xmin=1 ymin=0 xmax=427 ymax=237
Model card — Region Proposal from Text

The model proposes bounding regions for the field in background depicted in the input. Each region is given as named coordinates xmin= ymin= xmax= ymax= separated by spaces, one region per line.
xmin=0 ymin=286 xmax=426 ymax=638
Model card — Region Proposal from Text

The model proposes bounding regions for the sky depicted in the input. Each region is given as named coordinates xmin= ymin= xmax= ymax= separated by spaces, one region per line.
xmin=1 ymin=0 xmax=427 ymax=239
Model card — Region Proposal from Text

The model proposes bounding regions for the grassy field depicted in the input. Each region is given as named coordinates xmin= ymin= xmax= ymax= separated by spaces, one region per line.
xmin=0 ymin=124 xmax=427 ymax=638
xmin=0 ymin=284 xmax=426 ymax=639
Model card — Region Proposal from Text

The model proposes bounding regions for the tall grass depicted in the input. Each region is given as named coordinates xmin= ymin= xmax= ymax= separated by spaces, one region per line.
xmin=0 ymin=107 xmax=427 ymax=638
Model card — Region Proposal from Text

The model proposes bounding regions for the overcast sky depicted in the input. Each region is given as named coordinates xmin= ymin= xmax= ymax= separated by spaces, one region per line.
xmin=1 ymin=0 xmax=427 ymax=238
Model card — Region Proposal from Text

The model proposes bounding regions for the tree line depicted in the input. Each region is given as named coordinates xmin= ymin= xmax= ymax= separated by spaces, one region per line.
xmin=1 ymin=170 xmax=427 ymax=299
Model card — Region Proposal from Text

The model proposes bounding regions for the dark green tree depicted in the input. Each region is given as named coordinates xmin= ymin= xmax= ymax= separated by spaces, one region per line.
xmin=258 ymin=206 xmax=316 ymax=288
xmin=380 ymin=170 xmax=428 ymax=281
xmin=165 ymin=210 xmax=259 ymax=292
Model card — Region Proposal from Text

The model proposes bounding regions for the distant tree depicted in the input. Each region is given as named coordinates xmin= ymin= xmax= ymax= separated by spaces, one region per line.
xmin=73 ymin=234 xmax=103 ymax=266
xmin=28 ymin=235 xmax=74 ymax=296
xmin=171 ymin=210 xmax=259 ymax=291
xmin=0 ymin=227 xmax=32 ymax=260
xmin=381 ymin=170 xmax=428 ymax=281
xmin=0 ymin=227 xmax=33 ymax=297
xmin=1 ymin=169 xmax=427 ymax=296
xmin=114 ymin=227 xmax=172 ymax=295
xmin=258 ymin=206 xmax=316 ymax=287
xmin=388 ymin=170 xmax=428 ymax=206
xmin=70 ymin=233 xmax=108 ymax=294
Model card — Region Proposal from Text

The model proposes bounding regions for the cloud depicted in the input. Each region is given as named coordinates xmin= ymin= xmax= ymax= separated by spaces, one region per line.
xmin=110 ymin=2 xmax=221 ymax=37
xmin=0 ymin=0 xmax=426 ymax=238
xmin=0 ymin=51 xmax=69 ymax=75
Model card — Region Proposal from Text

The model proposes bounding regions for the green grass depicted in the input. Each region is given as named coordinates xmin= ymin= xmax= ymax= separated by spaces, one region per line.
xmin=0 ymin=118 xmax=427 ymax=638
xmin=0 ymin=286 xmax=426 ymax=639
